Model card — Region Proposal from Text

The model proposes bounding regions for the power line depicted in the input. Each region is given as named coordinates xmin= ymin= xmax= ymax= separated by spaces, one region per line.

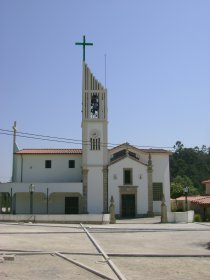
xmin=0 ymin=129 xmax=83 ymax=142
xmin=0 ymin=128 xmax=174 ymax=150
xmin=0 ymin=132 xmax=84 ymax=145
xmin=0 ymin=129 xmax=174 ymax=150
xmin=0 ymin=129 xmax=115 ymax=148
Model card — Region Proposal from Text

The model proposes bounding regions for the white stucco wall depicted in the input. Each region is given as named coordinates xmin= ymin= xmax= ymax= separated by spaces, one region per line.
xmin=151 ymin=154 xmax=171 ymax=212
xmin=0 ymin=182 xmax=83 ymax=194
xmin=108 ymin=158 xmax=148 ymax=215
xmin=108 ymin=153 xmax=171 ymax=216
xmin=5 ymin=148 xmax=170 ymax=215
xmin=15 ymin=154 xmax=82 ymax=183
xmin=15 ymin=192 xmax=46 ymax=214
xmin=0 ymin=214 xmax=110 ymax=224
xmin=87 ymin=167 xmax=103 ymax=213
xmin=86 ymin=122 xmax=107 ymax=165
xmin=0 ymin=182 xmax=83 ymax=214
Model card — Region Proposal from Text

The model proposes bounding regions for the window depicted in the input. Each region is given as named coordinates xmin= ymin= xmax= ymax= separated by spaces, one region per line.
xmin=153 ymin=183 xmax=163 ymax=201
xmin=111 ymin=150 xmax=126 ymax=161
xmin=45 ymin=160 xmax=51 ymax=168
xmin=69 ymin=160 xmax=75 ymax=168
xmin=90 ymin=130 xmax=101 ymax=151
xmin=124 ymin=169 xmax=132 ymax=185
xmin=90 ymin=138 xmax=100 ymax=150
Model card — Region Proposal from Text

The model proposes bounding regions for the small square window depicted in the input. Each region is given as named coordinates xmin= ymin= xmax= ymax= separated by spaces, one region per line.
xmin=45 ymin=160 xmax=51 ymax=168
xmin=69 ymin=160 xmax=75 ymax=168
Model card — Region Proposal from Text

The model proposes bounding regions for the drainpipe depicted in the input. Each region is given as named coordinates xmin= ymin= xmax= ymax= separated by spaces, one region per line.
xmin=10 ymin=188 xmax=13 ymax=214
xmin=12 ymin=121 xmax=17 ymax=182
xmin=147 ymin=153 xmax=154 ymax=217
xmin=46 ymin=188 xmax=49 ymax=214
xmin=21 ymin=155 xmax=23 ymax=182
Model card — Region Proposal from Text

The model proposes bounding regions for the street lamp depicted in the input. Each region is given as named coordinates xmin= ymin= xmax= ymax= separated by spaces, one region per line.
xmin=183 ymin=186 xmax=189 ymax=211
xmin=29 ymin=184 xmax=35 ymax=214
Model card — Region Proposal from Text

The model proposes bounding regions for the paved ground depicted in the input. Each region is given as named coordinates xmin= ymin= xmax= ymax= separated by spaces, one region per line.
xmin=0 ymin=218 xmax=210 ymax=280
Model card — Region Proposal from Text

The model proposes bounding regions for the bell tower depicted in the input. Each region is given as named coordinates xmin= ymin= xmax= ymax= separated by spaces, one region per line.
xmin=76 ymin=36 xmax=108 ymax=213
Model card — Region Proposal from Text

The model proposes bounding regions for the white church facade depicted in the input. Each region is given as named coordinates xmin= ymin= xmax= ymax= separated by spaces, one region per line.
xmin=0 ymin=39 xmax=171 ymax=217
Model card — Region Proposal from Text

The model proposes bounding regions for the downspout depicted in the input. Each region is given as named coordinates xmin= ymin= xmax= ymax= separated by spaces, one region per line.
xmin=10 ymin=188 xmax=13 ymax=214
xmin=46 ymin=188 xmax=49 ymax=214
xmin=12 ymin=121 xmax=17 ymax=182
xmin=107 ymin=166 xmax=109 ymax=213
xmin=147 ymin=153 xmax=154 ymax=217
xmin=21 ymin=154 xmax=23 ymax=182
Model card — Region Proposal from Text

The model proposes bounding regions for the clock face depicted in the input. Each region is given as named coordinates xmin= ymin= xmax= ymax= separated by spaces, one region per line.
xmin=91 ymin=94 xmax=99 ymax=118
xmin=91 ymin=130 xmax=99 ymax=138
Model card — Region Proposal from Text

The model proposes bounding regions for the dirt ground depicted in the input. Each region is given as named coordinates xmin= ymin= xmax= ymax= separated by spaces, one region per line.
xmin=0 ymin=218 xmax=210 ymax=280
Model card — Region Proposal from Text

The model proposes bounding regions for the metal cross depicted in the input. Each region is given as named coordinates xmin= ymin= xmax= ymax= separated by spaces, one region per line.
xmin=75 ymin=35 xmax=93 ymax=61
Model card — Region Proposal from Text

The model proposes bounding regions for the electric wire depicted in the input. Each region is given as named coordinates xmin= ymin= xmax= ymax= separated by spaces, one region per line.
xmin=0 ymin=128 xmax=174 ymax=150
xmin=0 ymin=129 xmax=83 ymax=143
xmin=0 ymin=131 xmax=84 ymax=146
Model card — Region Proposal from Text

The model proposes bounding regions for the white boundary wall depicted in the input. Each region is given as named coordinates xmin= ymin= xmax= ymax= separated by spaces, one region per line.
xmin=167 ymin=211 xmax=194 ymax=223
xmin=0 ymin=214 xmax=110 ymax=224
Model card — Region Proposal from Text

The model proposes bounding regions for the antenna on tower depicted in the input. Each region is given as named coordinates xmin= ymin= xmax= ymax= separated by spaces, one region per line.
xmin=104 ymin=54 xmax=107 ymax=88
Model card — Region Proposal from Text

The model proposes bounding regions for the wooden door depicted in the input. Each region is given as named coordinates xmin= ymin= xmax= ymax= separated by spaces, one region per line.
xmin=65 ymin=197 xmax=79 ymax=214
xmin=121 ymin=194 xmax=135 ymax=217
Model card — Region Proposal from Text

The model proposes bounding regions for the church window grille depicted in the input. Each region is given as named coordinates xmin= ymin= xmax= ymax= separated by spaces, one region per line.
xmin=69 ymin=160 xmax=75 ymax=168
xmin=90 ymin=138 xmax=92 ymax=150
xmin=98 ymin=138 xmax=101 ymax=150
xmin=95 ymin=139 xmax=98 ymax=150
xmin=45 ymin=160 xmax=51 ymax=168
xmin=153 ymin=183 xmax=163 ymax=201
xmin=123 ymin=169 xmax=133 ymax=185
xmin=90 ymin=138 xmax=93 ymax=150
xmin=90 ymin=137 xmax=101 ymax=151
xmin=93 ymin=138 xmax=96 ymax=150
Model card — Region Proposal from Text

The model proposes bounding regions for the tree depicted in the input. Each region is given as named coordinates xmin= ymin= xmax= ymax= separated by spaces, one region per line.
xmin=173 ymin=141 xmax=184 ymax=153
xmin=171 ymin=175 xmax=199 ymax=198
xmin=170 ymin=142 xmax=210 ymax=196
xmin=171 ymin=181 xmax=183 ymax=199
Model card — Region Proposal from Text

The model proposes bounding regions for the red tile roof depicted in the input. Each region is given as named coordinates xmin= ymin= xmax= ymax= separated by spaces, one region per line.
xmin=192 ymin=196 xmax=210 ymax=205
xmin=16 ymin=149 xmax=82 ymax=155
xmin=202 ymin=179 xmax=210 ymax=184
xmin=176 ymin=196 xmax=201 ymax=202
xmin=176 ymin=196 xmax=210 ymax=205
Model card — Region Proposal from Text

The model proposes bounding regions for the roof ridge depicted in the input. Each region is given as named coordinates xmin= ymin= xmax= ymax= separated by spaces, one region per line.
xmin=19 ymin=148 xmax=82 ymax=150
xmin=16 ymin=148 xmax=82 ymax=155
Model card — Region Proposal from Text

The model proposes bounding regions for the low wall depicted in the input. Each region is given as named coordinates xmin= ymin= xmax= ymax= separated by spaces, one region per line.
xmin=167 ymin=210 xmax=194 ymax=223
xmin=0 ymin=214 xmax=110 ymax=224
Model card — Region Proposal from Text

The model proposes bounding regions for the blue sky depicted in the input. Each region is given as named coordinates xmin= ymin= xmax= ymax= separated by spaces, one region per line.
xmin=0 ymin=0 xmax=210 ymax=182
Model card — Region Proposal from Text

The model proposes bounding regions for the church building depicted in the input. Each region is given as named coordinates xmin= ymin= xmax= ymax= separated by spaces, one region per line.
xmin=0 ymin=37 xmax=171 ymax=217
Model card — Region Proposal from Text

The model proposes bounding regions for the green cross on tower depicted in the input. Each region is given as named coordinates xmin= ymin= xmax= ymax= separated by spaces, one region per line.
xmin=75 ymin=35 xmax=93 ymax=62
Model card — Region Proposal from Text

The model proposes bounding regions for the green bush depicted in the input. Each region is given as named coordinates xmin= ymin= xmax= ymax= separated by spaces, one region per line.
xmin=194 ymin=213 xmax=202 ymax=222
